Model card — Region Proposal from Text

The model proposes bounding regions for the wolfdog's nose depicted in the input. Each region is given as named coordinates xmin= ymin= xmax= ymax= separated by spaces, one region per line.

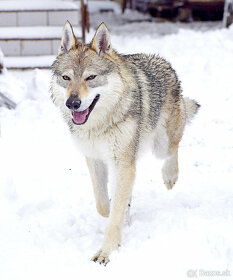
xmin=66 ymin=96 xmax=81 ymax=111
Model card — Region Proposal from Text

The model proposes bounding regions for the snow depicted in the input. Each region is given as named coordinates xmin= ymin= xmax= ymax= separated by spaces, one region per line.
xmin=0 ymin=0 xmax=120 ymax=13
xmin=4 ymin=55 xmax=55 ymax=69
xmin=0 ymin=71 xmax=27 ymax=104
xmin=88 ymin=1 xmax=121 ymax=14
xmin=1 ymin=11 xmax=233 ymax=279
xmin=0 ymin=26 xmax=81 ymax=40
xmin=0 ymin=1 xmax=79 ymax=11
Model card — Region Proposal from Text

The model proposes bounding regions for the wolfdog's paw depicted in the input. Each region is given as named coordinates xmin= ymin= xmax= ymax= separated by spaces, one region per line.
xmin=91 ymin=250 xmax=110 ymax=266
xmin=162 ymin=155 xmax=178 ymax=190
xmin=164 ymin=180 xmax=176 ymax=190
xmin=163 ymin=167 xmax=178 ymax=190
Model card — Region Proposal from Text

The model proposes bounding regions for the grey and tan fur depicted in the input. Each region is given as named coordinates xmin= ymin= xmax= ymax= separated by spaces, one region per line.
xmin=50 ymin=21 xmax=200 ymax=265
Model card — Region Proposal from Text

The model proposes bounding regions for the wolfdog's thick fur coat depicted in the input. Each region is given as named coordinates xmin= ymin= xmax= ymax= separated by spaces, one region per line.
xmin=50 ymin=21 xmax=200 ymax=265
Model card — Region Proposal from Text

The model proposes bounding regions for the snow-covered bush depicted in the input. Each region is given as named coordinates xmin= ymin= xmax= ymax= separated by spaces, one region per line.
xmin=0 ymin=48 xmax=27 ymax=109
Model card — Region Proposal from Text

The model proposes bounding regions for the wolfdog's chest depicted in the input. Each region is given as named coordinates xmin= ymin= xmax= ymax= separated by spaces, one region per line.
xmin=71 ymin=131 xmax=112 ymax=161
xmin=71 ymin=117 xmax=138 ymax=161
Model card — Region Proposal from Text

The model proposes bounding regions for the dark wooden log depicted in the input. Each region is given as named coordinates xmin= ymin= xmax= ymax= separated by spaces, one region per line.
xmin=0 ymin=92 xmax=16 ymax=109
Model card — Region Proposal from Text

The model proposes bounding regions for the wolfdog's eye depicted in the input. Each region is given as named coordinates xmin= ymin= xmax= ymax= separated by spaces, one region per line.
xmin=85 ymin=75 xmax=97 ymax=81
xmin=62 ymin=75 xmax=71 ymax=81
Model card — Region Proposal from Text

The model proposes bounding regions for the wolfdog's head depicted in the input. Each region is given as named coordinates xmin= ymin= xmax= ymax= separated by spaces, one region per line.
xmin=51 ymin=21 xmax=123 ymax=126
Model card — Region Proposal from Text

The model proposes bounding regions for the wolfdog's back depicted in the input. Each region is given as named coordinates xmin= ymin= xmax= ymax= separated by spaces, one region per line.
xmin=121 ymin=53 xmax=182 ymax=131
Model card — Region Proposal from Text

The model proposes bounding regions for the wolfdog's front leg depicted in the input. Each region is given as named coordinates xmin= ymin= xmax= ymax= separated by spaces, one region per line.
xmin=92 ymin=162 xmax=136 ymax=265
xmin=86 ymin=158 xmax=110 ymax=217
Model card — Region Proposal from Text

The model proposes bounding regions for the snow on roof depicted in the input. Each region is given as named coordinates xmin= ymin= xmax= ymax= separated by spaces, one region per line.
xmin=0 ymin=1 xmax=79 ymax=11
xmin=0 ymin=0 xmax=121 ymax=13
xmin=4 ymin=55 xmax=55 ymax=69
xmin=0 ymin=26 xmax=81 ymax=40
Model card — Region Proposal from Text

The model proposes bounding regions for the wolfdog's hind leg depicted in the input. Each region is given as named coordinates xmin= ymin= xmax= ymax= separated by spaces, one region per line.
xmin=162 ymin=149 xmax=179 ymax=190
xmin=86 ymin=158 xmax=110 ymax=217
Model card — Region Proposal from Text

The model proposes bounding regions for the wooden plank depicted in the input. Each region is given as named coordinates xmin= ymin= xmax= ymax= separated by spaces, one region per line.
xmin=1 ymin=9 xmax=79 ymax=13
xmin=188 ymin=0 xmax=224 ymax=3
xmin=5 ymin=66 xmax=50 ymax=70
xmin=0 ymin=37 xmax=82 ymax=41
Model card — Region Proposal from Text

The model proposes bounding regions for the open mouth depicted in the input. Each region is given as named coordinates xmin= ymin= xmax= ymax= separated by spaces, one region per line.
xmin=72 ymin=94 xmax=100 ymax=125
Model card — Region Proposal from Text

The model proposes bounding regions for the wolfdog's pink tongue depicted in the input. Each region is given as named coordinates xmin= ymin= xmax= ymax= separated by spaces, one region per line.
xmin=73 ymin=109 xmax=89 ymax=124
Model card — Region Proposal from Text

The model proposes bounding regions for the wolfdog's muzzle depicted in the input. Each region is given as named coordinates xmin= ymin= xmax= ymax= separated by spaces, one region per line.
xmin=66 ymin=95 xmax=100 ymax=125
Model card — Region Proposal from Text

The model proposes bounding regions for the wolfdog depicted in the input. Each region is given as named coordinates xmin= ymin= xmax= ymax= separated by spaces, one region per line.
xmin=50 ymin=21 xmax=200 ymax=265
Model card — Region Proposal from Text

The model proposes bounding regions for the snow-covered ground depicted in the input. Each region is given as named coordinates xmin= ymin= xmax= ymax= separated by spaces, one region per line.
xmin=1 ymin=11 xmax=233 ymax=280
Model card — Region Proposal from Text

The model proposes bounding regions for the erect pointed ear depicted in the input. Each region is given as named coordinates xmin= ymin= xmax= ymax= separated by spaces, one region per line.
xmin=91 ymin=23 xmax=112 ymax=55
xmin=59 ymin=21 xmax=77 ymax=55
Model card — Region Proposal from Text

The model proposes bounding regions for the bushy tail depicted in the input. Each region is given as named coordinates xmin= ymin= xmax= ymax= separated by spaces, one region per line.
xmin=184 ymin=97 xmax=200 ymax=124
